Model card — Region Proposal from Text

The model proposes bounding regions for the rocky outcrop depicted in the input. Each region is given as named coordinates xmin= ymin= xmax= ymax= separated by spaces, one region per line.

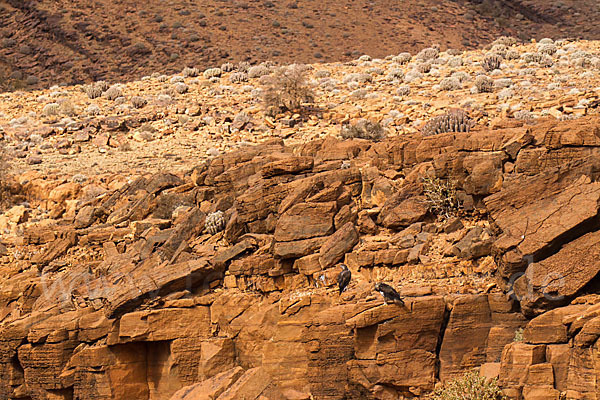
xmin=4 ymin=116 xmax=600 ymax=399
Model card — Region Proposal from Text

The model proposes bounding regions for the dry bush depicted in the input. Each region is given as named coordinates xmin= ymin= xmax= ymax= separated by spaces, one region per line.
xmin=422 ymin=176 xmax=461 ymax=219
xmin=429 ymin=370 xmax=506 ymax=400
xmin=340 ymin=120 xmax=386 ymax=142
xmin=475 ymin=75 xmax=494 ymax=93
xmin=482 ymin=53 xmax=502 ymax=72
xmin=262 ymin=64 xmax=314 ymax=116
xmin=0 ymin=144 xmax=10 ymax=207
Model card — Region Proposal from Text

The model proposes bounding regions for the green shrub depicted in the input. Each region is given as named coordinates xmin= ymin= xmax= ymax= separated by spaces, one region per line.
xmin=430 ymin=370 xmax=506 ymax=400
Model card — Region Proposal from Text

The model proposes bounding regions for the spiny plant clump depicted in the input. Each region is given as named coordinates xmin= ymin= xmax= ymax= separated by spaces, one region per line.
xmin=203 ymin=67 xmax=222 ymax=79
xmin=84 ymin=83 xmax=103 ymax=99
xmin=429 ymin=370 xmax=507 ymax=400
xmin=182 ymin=67 xmax=199 ymax=78
xmin=482 ymin=53 xmax=502 ymax=72
xmin=340 ymin=120 xmax=386 ymax=142
xmin=422 ymin=109 xmax=474 ymax=136
xmin=422 ymin=176 xmax=461 ymax=219
xmin=205 ymin=210 xmax=226 ymax=234
xmin=262 ymin=64 xmax=315 ymax=116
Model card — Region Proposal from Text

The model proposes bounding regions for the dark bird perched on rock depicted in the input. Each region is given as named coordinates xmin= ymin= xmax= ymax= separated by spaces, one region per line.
xmin=374 ymin=282 xmax=404 ymax=305
xmin=337 ymin=264 xmax=351 ymax=294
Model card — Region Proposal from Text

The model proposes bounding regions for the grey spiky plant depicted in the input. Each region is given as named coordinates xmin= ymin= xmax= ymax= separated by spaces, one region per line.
xmin=422 ymin=109 xmax=474 ymax=136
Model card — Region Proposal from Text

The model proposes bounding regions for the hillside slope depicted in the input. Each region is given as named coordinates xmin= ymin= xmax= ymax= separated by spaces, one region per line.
xmin=2 ymin=0 xmax=599 ymax=90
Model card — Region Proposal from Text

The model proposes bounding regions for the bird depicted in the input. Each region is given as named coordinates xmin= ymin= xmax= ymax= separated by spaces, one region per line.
xmin=374 ymin=282 xmax=405 ymax=306
xmin=337 ymin=264 xmax=351 ymax=295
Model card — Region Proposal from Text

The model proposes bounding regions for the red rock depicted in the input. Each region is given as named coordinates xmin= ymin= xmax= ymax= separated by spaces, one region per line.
xmin=261 ymin=156 xmax=314 ymax=178
xmin=318 ymin=222 xmax=358 ymax=269
xmin=274 ymin=202 xmax=336 ymax=242
xmin=515 ymin=231 xmax=600 ymax=316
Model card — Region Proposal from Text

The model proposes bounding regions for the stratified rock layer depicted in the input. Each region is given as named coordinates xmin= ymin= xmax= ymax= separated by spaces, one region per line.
xmin=4 ymin=116 xmax=600 ymax=399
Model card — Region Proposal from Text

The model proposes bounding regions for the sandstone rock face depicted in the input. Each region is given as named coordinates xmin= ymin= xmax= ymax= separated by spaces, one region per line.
xmin=4 ymin=117 xmax=600 ymax=399
xmin=515 ymin=231 xmax=600 ymax=317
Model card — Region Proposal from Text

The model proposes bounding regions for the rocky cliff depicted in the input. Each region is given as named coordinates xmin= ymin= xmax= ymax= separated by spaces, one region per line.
xmin=2 ymin=114 xmax=600 ymax=399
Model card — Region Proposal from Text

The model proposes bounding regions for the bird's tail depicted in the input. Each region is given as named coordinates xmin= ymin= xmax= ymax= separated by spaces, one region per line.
xmin=393 ymin=298 xmax=406 ymax=307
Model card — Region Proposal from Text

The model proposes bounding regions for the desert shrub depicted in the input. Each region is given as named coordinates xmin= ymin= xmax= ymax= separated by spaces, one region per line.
xmin=262 ymin=64 xmax=314 ymax=115
xmin=174 ymin=83 xmax=188 ymax=94
xmin=248 ymin=65 xmax=270 ymax=78
xmin=404 ymin=70 xmax=423 ymax=83
xmin=475 ymin=75 xmax=494 ymax=93
xmin=513 ymin=328 xmax=524 ymax=342
xmin=95 ymin=81 xmax=110 ymax=91
xmin=84 ymin=84 xmax=103 ymax=99
xmin=58 ymin=99 xmax=76 ymax=116
xmin=429 ymin=370 xmax=506 ymax=400
xmin=367 ymin=67 xmax=384 ymax=75
xmin=513 ymin=110 xmax=534 ymax=120
xmin=521 ymin=52 xmax=543 ymax=63
xmin=86 ymin=104 xmax=101 ymax=116
xmin=343 ymin=73 xmax=372 ymax=84
xmin=451 ymin=71 xmax=469 ymax=83
xmin=387 ymin=68 xmax=404 ymax=81
xmin=131 ymin=96 xmax=147 ymax=109
xmin=393 ymin=52 xmax=412 ymax=64
xmin=203 ymin=67 xmax=222 ymax=79
xmin=505 ymin=49 xmax=520 ymax=60
xmin=482 ymin=54 xmax=502 ymax=72
xmin=103 ymin=85 xmax=123 ymax=100
xmin=0 ymin=144 xmax=9 ymax=207
xmin=221 ymin=62 xmax=234 ymax=72
xmin=422 ymin=176 xmax=461 ymax=219
xmin=350 ymin=88 xmax=368 ymax=99
xmin=42 ymin=103 xmax=60 ymax=117
xmin=539 ymin=54 xmax=554 ymax=67
xmin=416 ymin=47 xmax=439 ymax=61
xmin=237 ymin=61 xmax=251 ymax=73
xmin=422 ymin=109 xmax=474 ymax=136
xmin=538 ymin=43 xmax=557 ymax=55
xmin=492 ymin=36 xmax=517 ymax=47
xmin=416 ymin=61 xmax=432 ymax=73
xmin=229 ymin=72 xmax=248 ymax=83
xmin=490 ymin=44 xmax=507 ymax=57
xmin=447 ymin=56 xmax=463 ymax=67
xmin=183 ymin=67 xmax=199 ymax=77
xmin=439 ymin=77 xmax=461 ymax=91
xmin=396 ymin=85 xmax=410 ymax=96
xmin=340 ymin=120 xmax=386 ymax=142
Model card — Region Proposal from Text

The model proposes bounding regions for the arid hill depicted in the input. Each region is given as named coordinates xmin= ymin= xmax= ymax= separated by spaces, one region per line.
xmin=1 ymin=0 xmax=600 ymax=90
